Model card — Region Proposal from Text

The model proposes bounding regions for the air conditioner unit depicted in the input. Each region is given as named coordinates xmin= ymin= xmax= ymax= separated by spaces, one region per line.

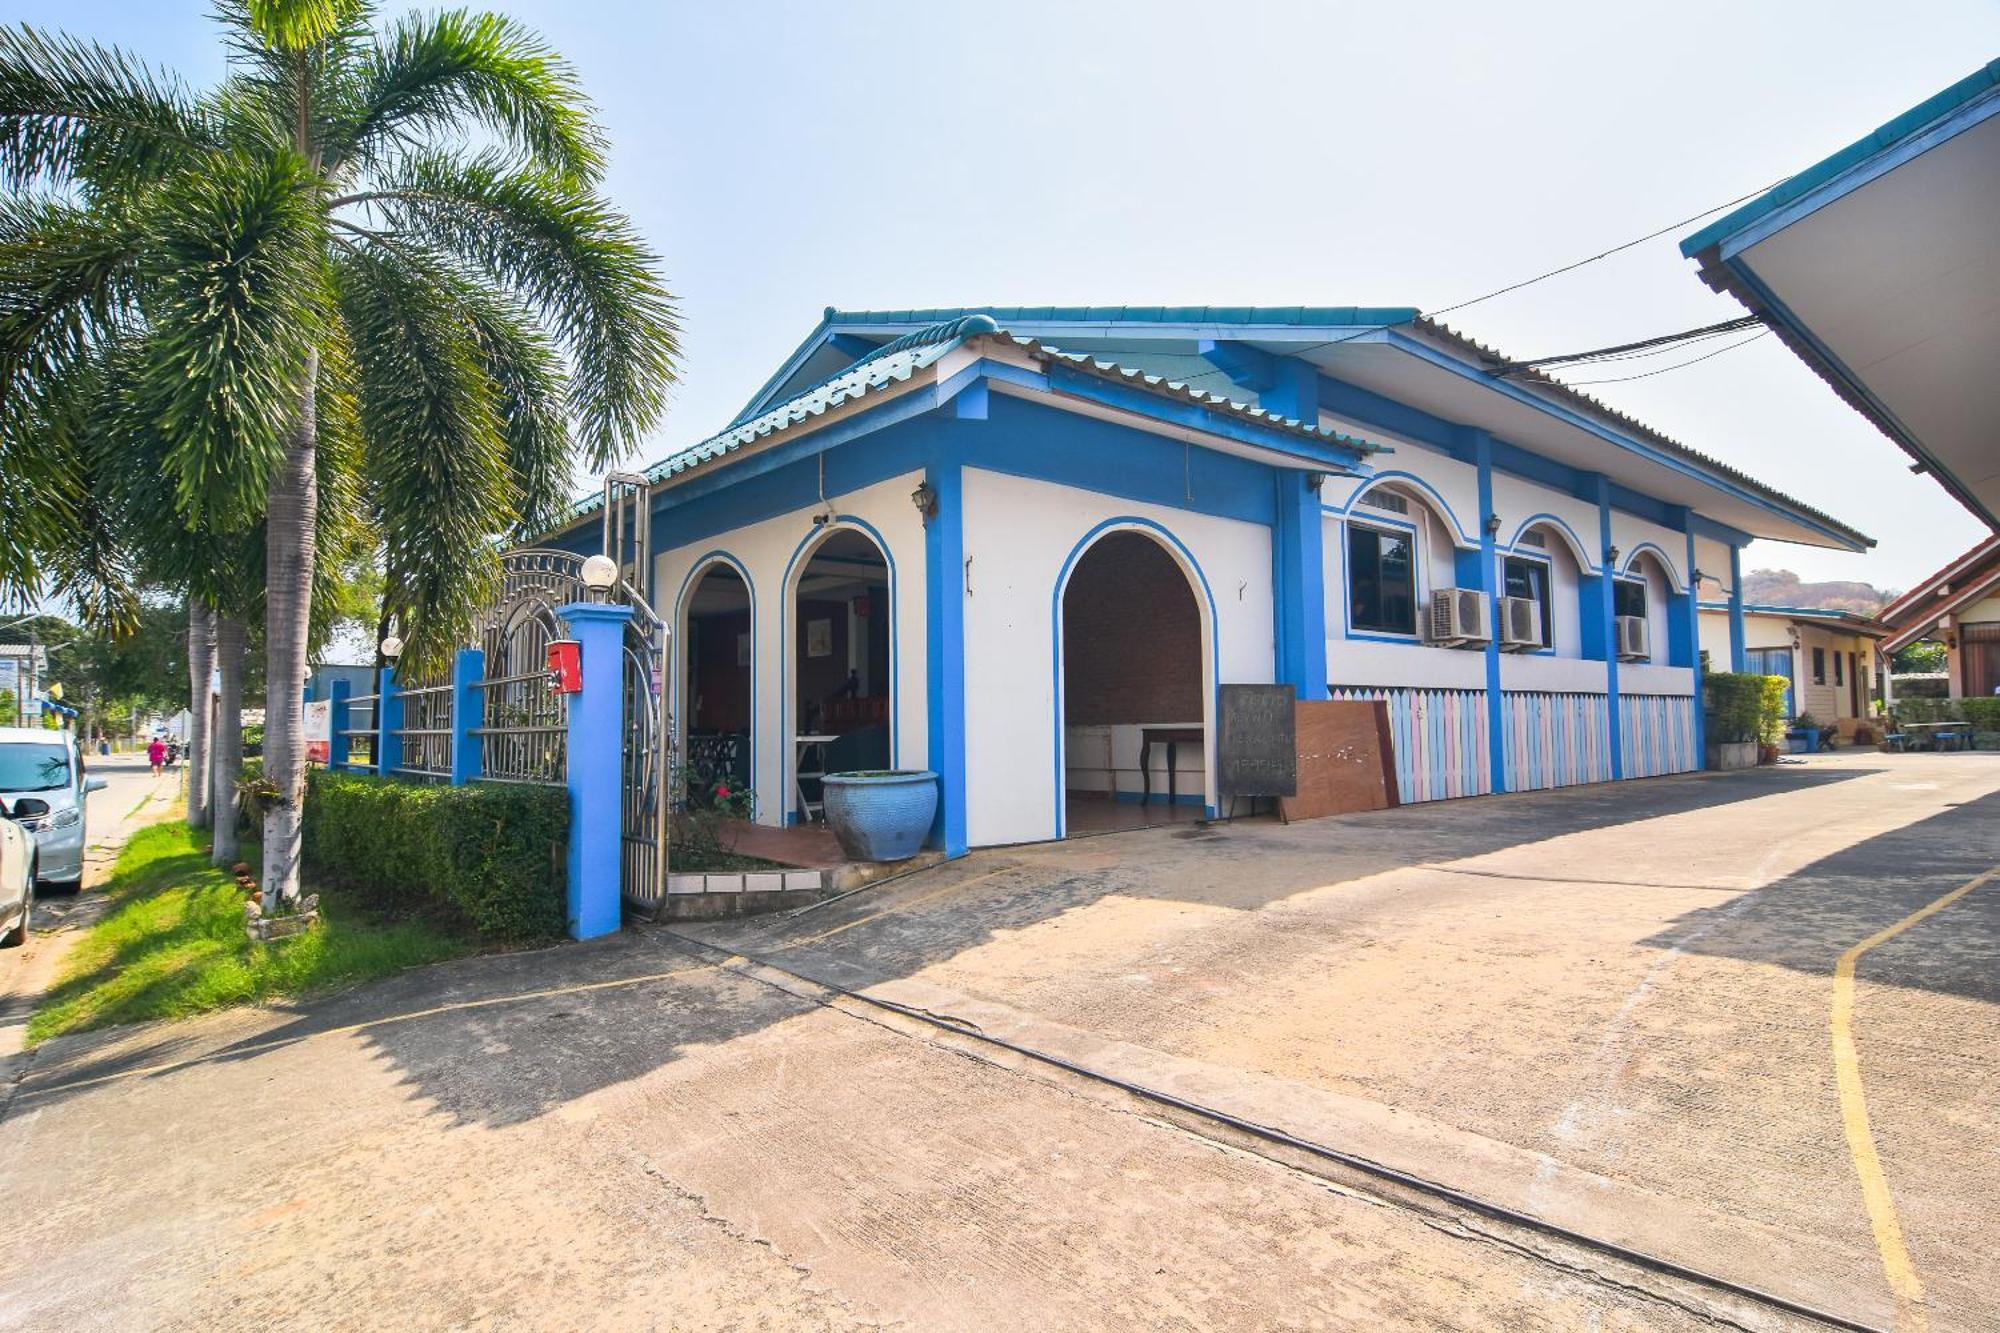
xmin=1616 ymin=615 xmax=1650 ymax=662
xmin=1498 ymin=596 xmax=1542 ymax=651
xmin=1428 ymin=588 xmax=1490 ymax=647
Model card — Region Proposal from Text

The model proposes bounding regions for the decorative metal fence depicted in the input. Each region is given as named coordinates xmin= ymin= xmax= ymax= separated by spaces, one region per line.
xmin=474 ymin=591 xmax=570 ymax=784
xmin=389 ymin=679 xmax=453 ymax=780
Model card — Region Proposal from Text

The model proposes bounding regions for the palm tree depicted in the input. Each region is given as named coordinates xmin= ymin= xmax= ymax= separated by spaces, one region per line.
xmin=0 ymin=2 xmax=679 ymax=904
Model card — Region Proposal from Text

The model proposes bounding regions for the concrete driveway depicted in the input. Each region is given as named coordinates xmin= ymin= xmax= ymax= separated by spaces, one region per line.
xmin=2 ymin=752 xmax=1995 ymax=1330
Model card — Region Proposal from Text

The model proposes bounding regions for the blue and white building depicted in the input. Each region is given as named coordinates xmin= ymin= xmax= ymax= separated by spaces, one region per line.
xmin=546 ymin=306 xmax=1870 ymax=853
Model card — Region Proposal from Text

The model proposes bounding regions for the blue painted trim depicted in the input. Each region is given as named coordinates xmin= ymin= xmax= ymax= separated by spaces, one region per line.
xmin=924 ymin=454 xmax=968 ymax=855
xmin=1274 ymin=469 xmax=1329 ymax=700
xmin=1502 ymin=513 xmax=1598 ymax=574
xmin=731 ymin=314 xmax=833 ymax=427
xmin=327 ymin=679 xmax=351 ymax=771
xmin=1684 ymin=517 xmax=1706 ymax=761
xmin=1343 ymin=629 xmax=1427 ymax=646
xmin=1618 ymin=541 xmax=1687 ymax=592
xmin=672 ymin=551 xmax=758 ymax=819
xmin=558 ymin=601 xmax=632 ymax=940
xmin=1594 ymin=477 xmax=1623 ymax=780
xmin=1373 ymin=327 xmax=1867 ymax=549
xmin=1684 ymin=64 xmax=2000 ymax=258
xmin=1327 ymin=471 xmax=1477 ymax=546
xmin=1728 ymin=546 xmax=1748 ymax=672
xmin=1470 ymin=431 xmax=1507 ymax=793
xmin=1690 ymin=513 xmax=1754 ymax=547
xmin=450 ymin=648 xmax=484 ymax=785
xmin=779 ymin=516 xmax=899 ymax=823
xmin=1339 ymin=509 xmax=1424 ymax=641
xmin=376 ymin=666 xmax=402 ymax=777
xmin=1051 ymin=517 xmax=1221 ymax=838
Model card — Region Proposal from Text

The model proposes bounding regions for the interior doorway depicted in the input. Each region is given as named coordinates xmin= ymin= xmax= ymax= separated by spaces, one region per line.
xmin=1060 ymin=529 xmax=1207 ymax=836
xmin=680 ymin=561 xmax=753 ymax=809
xmin=790 ymin=527 xmax=892 ymax=822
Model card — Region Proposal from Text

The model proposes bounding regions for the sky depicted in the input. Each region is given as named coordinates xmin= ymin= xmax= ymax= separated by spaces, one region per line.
xmin=23 ymin=0 xmax=2000 ymax=593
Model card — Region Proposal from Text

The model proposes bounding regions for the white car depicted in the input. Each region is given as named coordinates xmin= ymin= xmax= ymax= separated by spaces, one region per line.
xmin=0 ymin=797 xmax=37 ymax=947
xmin=0 ymin=728 xmax=105 ymax=891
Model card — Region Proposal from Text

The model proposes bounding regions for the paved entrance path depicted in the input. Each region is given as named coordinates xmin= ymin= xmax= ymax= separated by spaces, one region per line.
xmin=1 ymin=752 xmax=1995 ymax=1330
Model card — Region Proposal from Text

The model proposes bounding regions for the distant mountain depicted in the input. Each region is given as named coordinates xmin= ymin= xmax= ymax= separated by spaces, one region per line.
xmin=1742 ymin=569 xmax=1894 ymax=616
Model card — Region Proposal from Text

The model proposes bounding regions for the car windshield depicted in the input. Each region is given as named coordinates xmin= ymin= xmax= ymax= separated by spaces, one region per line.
xmin=0 ymin=742 xmax=71 ymax=792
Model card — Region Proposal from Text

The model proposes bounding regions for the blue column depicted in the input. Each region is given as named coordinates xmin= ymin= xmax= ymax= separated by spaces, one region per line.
xmin=559 ymin=601 xmax=632 ymax=940
xmin=1593 ymin=476 xmax=1623 ymax=780
xmin=1272 ymin=470 xmax=1329 ymax=701
xmin=924 ymin=455 xmax=968 ymax=856
xmin=1682 ymin=515 xmax=1706 ymax=764
xmin=1463 ymin=429 xmax=1506 ymax=792
xmin=1264 ymin=361 xmax=1328 ymax=703
xmin=377 ymin=666 xmax=403 ymax=777
xmin=329 ymin=678 xmax=351 ymax=772
xmin=1727 ymin=545 xmax=1748 ymax=672
xmin=450 ymin=648 xmax=484 ymax=786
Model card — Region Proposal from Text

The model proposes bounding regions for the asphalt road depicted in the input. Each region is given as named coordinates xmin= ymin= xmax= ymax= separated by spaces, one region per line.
xmin=1 ymin=751 xmax=1994 ymax=1331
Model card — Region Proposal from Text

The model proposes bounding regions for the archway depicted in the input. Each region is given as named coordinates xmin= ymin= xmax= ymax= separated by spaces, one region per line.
xmin=787 ymin=525 xmax=893 ymax=823
xmin=1059 ymin=527 xmax=1209 ymax=835
xmin=679 ymin=559 xmax=754 ymax=810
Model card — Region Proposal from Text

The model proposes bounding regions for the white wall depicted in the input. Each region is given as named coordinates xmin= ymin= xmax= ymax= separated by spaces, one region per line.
xmin=655 ymin=470 xmax=930 ymax=828
xmin=961 ymin=467 xmax=1275 ymax=847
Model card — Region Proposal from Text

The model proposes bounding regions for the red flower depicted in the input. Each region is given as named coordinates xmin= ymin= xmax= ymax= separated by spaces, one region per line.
xmin=715 ymin=784 xmax=730 ymax=799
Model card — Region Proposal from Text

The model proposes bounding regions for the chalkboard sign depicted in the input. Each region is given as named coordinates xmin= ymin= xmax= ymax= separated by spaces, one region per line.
xmin=1217 ymin=683 xmax=1297 ymax=797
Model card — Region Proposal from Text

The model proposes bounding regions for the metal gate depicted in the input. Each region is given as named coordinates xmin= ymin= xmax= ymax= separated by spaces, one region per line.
xmin=471 ymin=471 xmax=671 ymax=913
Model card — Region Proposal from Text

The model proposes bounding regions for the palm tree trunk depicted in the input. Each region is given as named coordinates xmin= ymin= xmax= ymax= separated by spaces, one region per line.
xmin=261 ymin=353 xmax=319 ymax=909
xmin=186 ymin=601 xmax=214 ymax=830
xmin=209 ymin=613 xmax=247 ymax=866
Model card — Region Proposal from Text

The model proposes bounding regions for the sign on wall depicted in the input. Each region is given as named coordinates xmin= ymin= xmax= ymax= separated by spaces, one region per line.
xmin=304 ymin=699 xmax=331 ymax=765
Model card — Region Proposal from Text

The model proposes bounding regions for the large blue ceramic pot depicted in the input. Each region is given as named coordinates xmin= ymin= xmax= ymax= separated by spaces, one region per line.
xmin=821 ymin=770 xmax=938 ymax=862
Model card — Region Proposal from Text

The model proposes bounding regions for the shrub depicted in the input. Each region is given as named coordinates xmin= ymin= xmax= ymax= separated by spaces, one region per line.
xmin=1962 ymin=698 xmax=2000 ymax=731
xmin=303 ymin=771 xmax=567 ymax=939
xmin=1705 ymin=672 xmax=1789 ymax=745
xmin=1895 ymin=698 xmax=1960 ymax=725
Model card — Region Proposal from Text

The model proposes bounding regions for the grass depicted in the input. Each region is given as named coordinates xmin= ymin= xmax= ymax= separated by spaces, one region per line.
xmin=673 ymin=848 xmax=794 ymax=873
xmin=27 ymin=822 xmax=478 ymax=1045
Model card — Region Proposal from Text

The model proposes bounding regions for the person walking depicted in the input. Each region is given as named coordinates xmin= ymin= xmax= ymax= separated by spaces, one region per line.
xmin=146 ymin=735 xmax=166 ymax=776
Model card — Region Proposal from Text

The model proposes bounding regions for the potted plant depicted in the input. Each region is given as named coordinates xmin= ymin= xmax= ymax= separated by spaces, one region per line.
xmin=821 ymin=770 xmax=938 ymax=862
xmin=1785 ymin=712 xmax=1822 ymax=755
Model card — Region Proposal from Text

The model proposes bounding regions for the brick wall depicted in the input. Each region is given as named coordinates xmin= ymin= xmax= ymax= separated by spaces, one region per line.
xmin=1063 ymin=532 xmax=1201 ymax=725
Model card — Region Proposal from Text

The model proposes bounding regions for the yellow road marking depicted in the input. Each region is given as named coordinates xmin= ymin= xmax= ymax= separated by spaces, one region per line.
xmin=1831 ymin=863 xmax=1997 ymax=1331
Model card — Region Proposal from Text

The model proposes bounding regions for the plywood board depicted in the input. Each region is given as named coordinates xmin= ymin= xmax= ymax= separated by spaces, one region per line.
xmin=1280 ymin=700 xmax=1398 ymax=822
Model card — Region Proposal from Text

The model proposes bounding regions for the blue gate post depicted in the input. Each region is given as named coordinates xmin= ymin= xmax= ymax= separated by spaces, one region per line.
xmin=450 ymin=648 xmax=484 ymax=786
xmin=377 ymin=666 xmax=403 ymax=778
xmin=328 ymin=678 xmax=351 ymax=772
xmin=559 ymin=601 xmax=632 ymax=940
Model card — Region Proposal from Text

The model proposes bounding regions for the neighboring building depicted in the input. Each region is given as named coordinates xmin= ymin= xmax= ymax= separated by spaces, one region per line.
xmin=1697 ymin=603 xmax=1891 ymax=727
xmin=544 ymin=306 xmax=1869 ymax=852
xmin=308 ymin=663 xmax=378 ymax=703
xmin=1680 ymin=59 xmax=2000 ymax=530
xmin=1877 ymin=536 xmax=2000 ymax=698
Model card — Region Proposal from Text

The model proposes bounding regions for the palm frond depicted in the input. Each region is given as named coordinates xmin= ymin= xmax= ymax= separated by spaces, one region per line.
xmin=334 ymin=240 xmax=510 ymax=671
xmin=326 ymin=9 xmax=603 ymax=184
xmin=0 ymin=25 xmax=211 ymax=194
xmin=130 ymin=148 xmax=327 ymax=528
xmin=350 ymin=149 xmax=679 ymax=465
xmin=456 ymin=284 xmax=571 ymax=535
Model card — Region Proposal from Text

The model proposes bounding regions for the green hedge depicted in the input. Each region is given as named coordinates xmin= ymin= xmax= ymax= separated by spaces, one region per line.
xmin=1705 ymin=672 xmax=1790 ymax=745
xmin=1893 ymin=698 xmax=2000 ymax=728
xmin=303 ymin=770 xmax=568 ymax=940
xmin=1964 ymin=698 xmax=2000 ymax=731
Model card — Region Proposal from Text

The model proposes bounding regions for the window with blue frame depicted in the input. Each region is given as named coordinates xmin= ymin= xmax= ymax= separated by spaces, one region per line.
xmin=1612 ymin=578 xmax=1647 ymax=621
xmin=1502 ymin=556 xmax=1553 ymax=648
xmin=1347 ymin=522 xmax=1415 ymax=635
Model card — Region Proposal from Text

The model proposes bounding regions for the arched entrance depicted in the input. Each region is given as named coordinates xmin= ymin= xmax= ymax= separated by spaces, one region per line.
xmin=678 ymin=558 xmax=754 ymax=810
xmin=1058 ymin=527 xmax=1210 ymax=836
xmin=786 ymin=525 xmax=893 ymax=823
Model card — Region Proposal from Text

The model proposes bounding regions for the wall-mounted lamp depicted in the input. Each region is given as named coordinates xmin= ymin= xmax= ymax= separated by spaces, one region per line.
xmin=379 ymin=635 xmax=403 ymax=661
xmin=910 ymin=480 xmax=939 ymax=523
xmin=1605 ymin=545 xmax=1622 ymax=566
xmin=581 ymin=553 xmax=619 ymax=602
xmin=1484 ymin=512 xmax=1503 ymax=536
xmin=1306 ymin=471 xmax=1327 ymax=495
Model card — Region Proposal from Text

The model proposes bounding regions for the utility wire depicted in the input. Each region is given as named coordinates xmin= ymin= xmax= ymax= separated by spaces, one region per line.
xmin=1487 ymin=315 xmax=1762 ymax=376
xmin=1561 ymin=330 xmax=1769 ymax=385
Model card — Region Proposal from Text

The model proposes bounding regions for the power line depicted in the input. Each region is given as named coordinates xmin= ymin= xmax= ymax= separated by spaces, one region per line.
xmin=1560 ymin=330 xmax=1769 ymax=385
xmin=1486 ymin=315 xmax=1762 ymax=377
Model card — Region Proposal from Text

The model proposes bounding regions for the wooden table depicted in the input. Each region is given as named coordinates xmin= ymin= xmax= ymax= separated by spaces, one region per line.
xmin=1139 ymin=726 xmax=1204 ymax=806
xmin=1902 ymin=720 xmax=1972 ymax=751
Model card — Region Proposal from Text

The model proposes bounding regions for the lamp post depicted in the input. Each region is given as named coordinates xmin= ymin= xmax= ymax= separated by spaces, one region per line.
xmin=580 ymin=554 xmax=619 ymax=603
